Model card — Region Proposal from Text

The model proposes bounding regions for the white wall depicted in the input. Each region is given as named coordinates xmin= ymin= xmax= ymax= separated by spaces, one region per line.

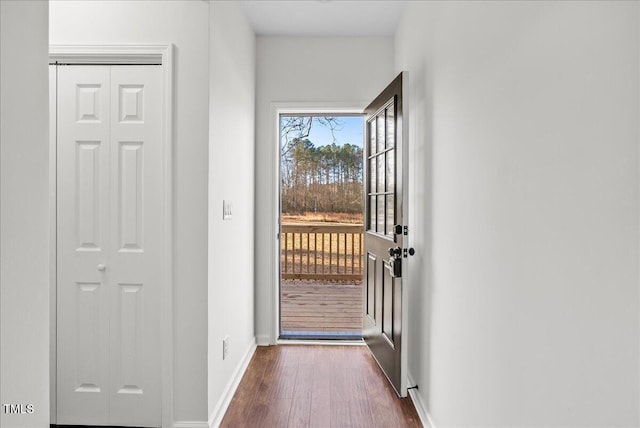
xmin=50 ymin=1 xmax=210 ymax=423
xmin=0 ymin=1 xmax=50 ymax=427
xmin=254 ymin=36 xmax=395 ymax=342
xmin=207 ymin=0 xmax=256 ymax=424
xmin=395 ymin=1 xmax=639 ymax=426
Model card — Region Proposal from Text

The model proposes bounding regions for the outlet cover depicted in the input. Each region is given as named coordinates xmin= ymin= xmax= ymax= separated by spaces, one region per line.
xmin=223 ymin=335 xmax=229 ymax=360
xmin=223 ymin=200 xmax=232 ymax=220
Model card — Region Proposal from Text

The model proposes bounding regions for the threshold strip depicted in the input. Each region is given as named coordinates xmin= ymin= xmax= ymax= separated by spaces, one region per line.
xmin=280 ymin=330 xmax=363 ymax=341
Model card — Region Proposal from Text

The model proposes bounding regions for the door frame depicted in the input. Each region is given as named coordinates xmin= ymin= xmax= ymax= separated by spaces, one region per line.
xmin=48 ymin=44 xmax=174 ymax=427
xmin=266 ymin=101 xmax=367 ymax=345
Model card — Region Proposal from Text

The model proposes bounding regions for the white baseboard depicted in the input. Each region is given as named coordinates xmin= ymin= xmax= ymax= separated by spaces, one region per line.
xmin=407 ymin=372 xmax=436 ymax=428
xmin=255 ymin=334 xmax=271 ymax=346
xmin=208 ymin=338 xmax=257 ymax=428
xmin=174 ymin=422 xmax=209 ymax=428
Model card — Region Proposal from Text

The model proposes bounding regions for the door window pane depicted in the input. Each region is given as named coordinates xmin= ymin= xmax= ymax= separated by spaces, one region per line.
xmin=377 ymin=155 xmax=385 ymax=193
xmin=377 ymin=113 xmax=385 ymax=153
xmin=377 ymin=195 xmax=385 ymax=233
xmin=369 ymin=195 xmax=376 ymax=231
xmin=369 ymin=158 xmax=376 ymax=194
xmin=386 ymin=194 xmax=395 ymax=236
xmin=386 ymin=103 xmax=395 ymax=150
xmin=369 ymin=119 xmax=377 ymax=155
xmin=386 ymin=149 xmax=395 ymax=192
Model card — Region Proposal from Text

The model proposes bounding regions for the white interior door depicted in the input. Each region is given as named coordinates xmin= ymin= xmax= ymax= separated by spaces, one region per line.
xmin=56 ymin=65 xmax=164 ymax=427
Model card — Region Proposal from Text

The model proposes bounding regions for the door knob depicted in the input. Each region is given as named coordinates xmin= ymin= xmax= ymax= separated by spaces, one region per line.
xmin=97 ymin=264 xmax=106 ymax=271
xmin=388 ymin=247 xmax=402 ymax=257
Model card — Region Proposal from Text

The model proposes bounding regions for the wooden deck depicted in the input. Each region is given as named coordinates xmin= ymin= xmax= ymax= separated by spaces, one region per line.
xmin=281 ymin=280 xmax=363 ymax=333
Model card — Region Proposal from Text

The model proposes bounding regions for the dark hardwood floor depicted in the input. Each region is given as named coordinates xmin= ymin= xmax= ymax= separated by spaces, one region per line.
xmin=221 ymin=345 xmax=422 ymax=428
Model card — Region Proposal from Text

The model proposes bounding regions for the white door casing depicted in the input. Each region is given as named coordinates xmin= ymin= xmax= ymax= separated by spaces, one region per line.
xmin=270 ymin=102 xmax=368 ymax=345
xmin=56 ymin=64 xmax=164 ymax=427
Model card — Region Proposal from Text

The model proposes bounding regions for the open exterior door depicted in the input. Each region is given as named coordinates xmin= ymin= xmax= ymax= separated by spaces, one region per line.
xmin=363 ymin=72 xmax=410 ymax=397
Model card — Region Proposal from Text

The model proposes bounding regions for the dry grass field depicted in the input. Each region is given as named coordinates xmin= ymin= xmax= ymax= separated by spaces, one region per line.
xmin=282 ymin=211 xmax=363 ymax=225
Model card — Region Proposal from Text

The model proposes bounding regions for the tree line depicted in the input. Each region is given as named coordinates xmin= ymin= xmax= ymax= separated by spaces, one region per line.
xmin=281 ymin=138 xmax=363 ymax=214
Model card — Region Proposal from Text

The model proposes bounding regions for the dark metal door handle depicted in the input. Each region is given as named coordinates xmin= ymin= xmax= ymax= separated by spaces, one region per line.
xmin=387 ymin=254 xmax=402 ymax=278
xmin=388 ymin=247 xmax=402 ymax=257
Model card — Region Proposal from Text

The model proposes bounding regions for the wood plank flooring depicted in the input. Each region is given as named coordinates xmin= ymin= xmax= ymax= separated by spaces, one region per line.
xmin=221 ymin=345 xmax=422 ymax=428
xmin=281 ymin=280 xmax=363 ymax=333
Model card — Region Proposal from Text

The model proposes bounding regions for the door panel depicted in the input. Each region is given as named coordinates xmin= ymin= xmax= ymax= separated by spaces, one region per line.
xmin=57 ymin=66 xmax=111 ymax=425
xmin=76 ymin=141 xmax=103 ymax=249
xmin=108 ymin=65 xmax=163 ymax=427
xmin=57 ymin=65 xmax=163 ymax=427
xmin=366 ymin=254 xmax=376 ymax=319
xmin=363 ymin=73 xmax=408 ymax=397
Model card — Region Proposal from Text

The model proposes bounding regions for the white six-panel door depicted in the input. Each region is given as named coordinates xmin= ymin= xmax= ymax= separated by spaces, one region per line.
xmin=56 ymin=65 xmax=163 ymax=427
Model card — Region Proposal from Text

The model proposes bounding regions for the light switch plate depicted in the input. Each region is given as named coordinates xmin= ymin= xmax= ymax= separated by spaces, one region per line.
xmin=223 ymin=200 xmax=233 ymax=220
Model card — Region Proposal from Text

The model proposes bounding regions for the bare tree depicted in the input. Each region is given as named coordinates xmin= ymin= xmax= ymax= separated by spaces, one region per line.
xmin=280 ymin=115 xmax=363 ymax=215
xmin=280 ymin=116 xmax=344 ymax=157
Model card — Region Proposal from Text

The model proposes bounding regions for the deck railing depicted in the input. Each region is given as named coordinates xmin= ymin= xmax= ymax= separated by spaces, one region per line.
xmin=281 ymin=224 xmax=364 ymax=281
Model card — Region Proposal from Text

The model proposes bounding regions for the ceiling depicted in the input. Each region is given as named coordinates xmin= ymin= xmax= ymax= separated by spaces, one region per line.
xmin=239 ymin=1 xmax=407 ymax=37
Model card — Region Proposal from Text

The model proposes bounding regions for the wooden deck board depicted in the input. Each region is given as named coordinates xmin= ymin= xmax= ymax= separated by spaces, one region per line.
xmin=281 ymin=280 xmax=363 ymax=333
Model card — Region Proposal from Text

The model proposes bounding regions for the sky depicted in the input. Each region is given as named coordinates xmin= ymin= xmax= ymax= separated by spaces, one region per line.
xmin=285 ymin=115 xmax=364 ymax=148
